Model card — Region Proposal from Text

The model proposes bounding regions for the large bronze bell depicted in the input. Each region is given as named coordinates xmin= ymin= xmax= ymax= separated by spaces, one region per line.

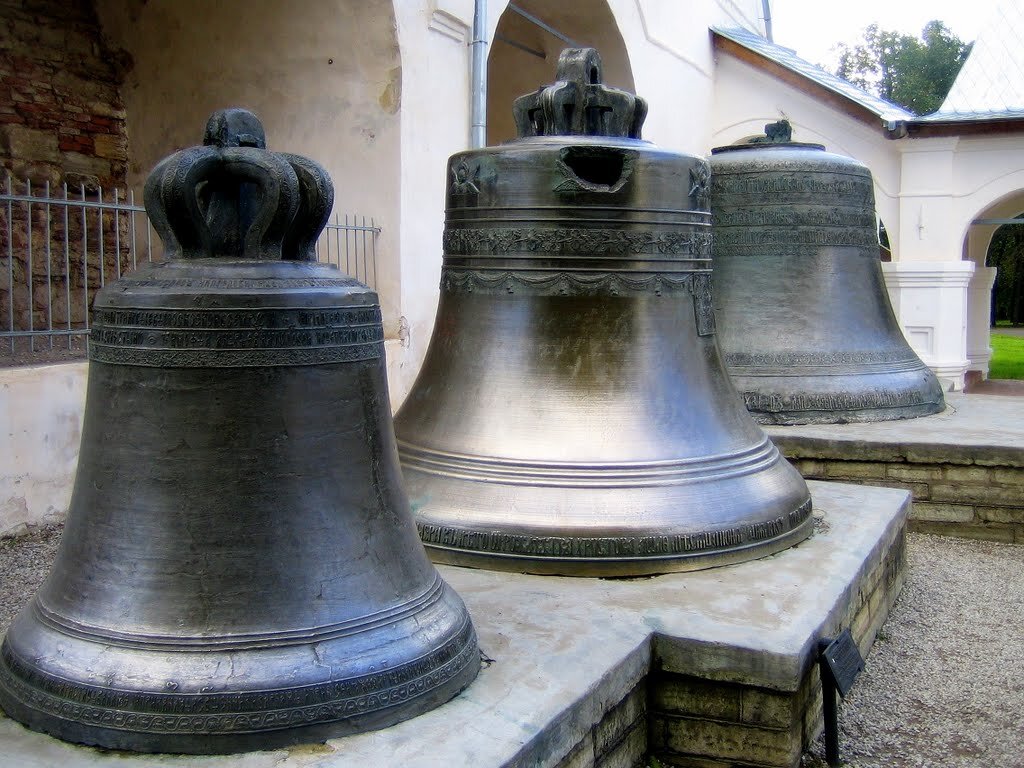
xmin=710 ymin=121 xmax=945 ymax=424
xmin=393 ymin=49 xmax=812 ymax=577
xmin=0 ymin=110 xmax=479 ymax=754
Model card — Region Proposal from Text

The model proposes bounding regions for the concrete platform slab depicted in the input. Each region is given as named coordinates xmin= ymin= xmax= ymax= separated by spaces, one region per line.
xmin=767 ymin=393 xmax=1024 ymax=542
xmin=765 ymin=393 xmax=1024 ymax=466
xmin=0 ymin=481 xmax=909 ymax=768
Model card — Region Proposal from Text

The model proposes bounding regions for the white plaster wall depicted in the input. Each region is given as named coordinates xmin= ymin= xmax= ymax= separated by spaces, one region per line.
xmin=967 ymin=267 xmax=997 ymax=376
xmin=882 ymin=262 xmax=974 ymax=390
xmin=710 ymin=55 xmax=903 ymax=234
xmin=388 ymin=0 xmax=475 ymax=408
xmin=486 ymin=1 xmax=635 ymax=146
xmin=94 ymin=0 xmax=405 ymax=337
xmin=387 ymin=0 xmax=767 ymax=407
xmin=619 ymin=0 xmax=765 ymax=154
xmin=0 ymin=363 xmax=87 ymax=536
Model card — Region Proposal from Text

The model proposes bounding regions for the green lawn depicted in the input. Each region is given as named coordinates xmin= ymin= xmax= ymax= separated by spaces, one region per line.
xmin=989 ymin=333 xmax=1024 ymax=379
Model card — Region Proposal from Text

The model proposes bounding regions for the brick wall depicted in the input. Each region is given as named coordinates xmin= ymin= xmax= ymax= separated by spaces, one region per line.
xmin=0 ymin=0 xmax=129 ymax=187
xmin=0 ymin=0 xmax=132 ymax=346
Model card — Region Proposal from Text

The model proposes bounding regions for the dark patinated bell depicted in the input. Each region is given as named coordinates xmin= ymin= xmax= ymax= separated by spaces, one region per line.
xmin=710 ymin=121 xmax=945 ymax=424
xmin=0 ymin=110 xmax=479 ymax=754
xmin=393 ymin=50 xmax=812 ymax=577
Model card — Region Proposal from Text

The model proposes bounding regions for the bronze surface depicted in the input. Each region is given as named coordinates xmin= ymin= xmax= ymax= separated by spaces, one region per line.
xmin=0 ymin=110 xmax=479 ymax=753
xmin=710 ymin=122 xmax=945 ymax=424
xmin=394 ymin=51 xmax=812 ymax=576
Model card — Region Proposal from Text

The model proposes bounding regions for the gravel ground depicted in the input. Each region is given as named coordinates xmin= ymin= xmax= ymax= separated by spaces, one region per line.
xmin=801 ymin=534 xmax=1024 ymax=768
xmin=0 ymin=527 xmax=1021 ymax=767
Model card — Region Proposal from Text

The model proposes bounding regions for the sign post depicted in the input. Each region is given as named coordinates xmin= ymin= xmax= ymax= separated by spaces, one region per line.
xmin=817 ymin=628 xmax=865 ymax=766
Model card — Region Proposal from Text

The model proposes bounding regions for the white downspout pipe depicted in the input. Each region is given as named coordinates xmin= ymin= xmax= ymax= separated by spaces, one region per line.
xmin=762 ymin=0 xmax=773 ymax=42
xmin=471 ymin=0 xmax=488 ymax=148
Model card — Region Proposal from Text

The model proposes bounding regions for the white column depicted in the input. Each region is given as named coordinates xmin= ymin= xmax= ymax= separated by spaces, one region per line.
xmin=881 ymin=261 xmax=975 ymax=391
xmin=966 ymin=266 xmax=998 ymax=379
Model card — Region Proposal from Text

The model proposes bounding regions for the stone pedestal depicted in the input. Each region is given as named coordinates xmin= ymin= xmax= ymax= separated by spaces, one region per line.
xmin=881 ymin=260 xmax=975 ymax=390
xmin=0 ymin=482 xmax=909 ymax=768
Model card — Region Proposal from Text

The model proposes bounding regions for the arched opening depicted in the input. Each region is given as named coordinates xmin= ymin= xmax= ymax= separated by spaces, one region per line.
xmin=965 ymin=190 xmax=1024 ymax=384
xmin=485 ymin=1 xmax=634 ymax=145
xmin=987 ymin=216 xmax=1024 ymax=327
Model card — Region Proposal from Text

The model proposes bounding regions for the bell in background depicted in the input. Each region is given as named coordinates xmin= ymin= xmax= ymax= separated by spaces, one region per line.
xmin=393 ymin=49 xmax=812 ymax=577
xmin=0 ymin=110 xmax=479 ymax=754
xmin=710 ymin=121 xmax=945 ymax=425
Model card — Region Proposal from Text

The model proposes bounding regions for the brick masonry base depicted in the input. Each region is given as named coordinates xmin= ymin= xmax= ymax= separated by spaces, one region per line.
xmin=647 ymin=530 xmax=906 ymax=768
xmin=788 ymin=458 xmax=1024 ymax=544
xmin=765 ymin=394 xmax=1024 ymax=545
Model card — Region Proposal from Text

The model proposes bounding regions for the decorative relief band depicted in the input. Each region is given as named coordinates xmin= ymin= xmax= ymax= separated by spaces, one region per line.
xmin=88 ymin=344 xmax=382 ymax=368
xmin=742 ymin=389 xmax=942 ymax=414
xmin=726 ymin=349 xmax=923 ymax=369
xmin=439 ymin=269 xmax=715 ymax=335
xmin=443 ymin=227 xmax=712 ymax=257
xmin=711 ymin=208 xmax=876 ymax=228
xmin=0 ymin=618 xmax=477 ymax=734
xmin=92 ymin=307 xmax=380 ymax=330
xmin=116 ymin=276 xmax=372 ymax=290
xmin=711 ymin=174 xmax=872 ymax=199
xmin=417 ymin=498 xmax=812 ymax=559
xmin=441 ymin=268 xmax=700 ymax=296
xmin=711 ymin=244 xmax=880 ymax=259
xmin=713 ymin=227 xmax=879 ymax=248
xmin=88 ymin=305 xmax=383 ymax=368
xmin=691 ymin=273 xmax=715 ymax=336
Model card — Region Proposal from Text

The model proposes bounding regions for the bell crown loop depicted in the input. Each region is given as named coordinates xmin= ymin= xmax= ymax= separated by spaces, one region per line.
xmin=144 ymin=109 xmax=334 ymax=262
xmin=712 ymin=119 xmax=826 ymax=155
xmin=512 ymin=48 xmax=648 ymax=139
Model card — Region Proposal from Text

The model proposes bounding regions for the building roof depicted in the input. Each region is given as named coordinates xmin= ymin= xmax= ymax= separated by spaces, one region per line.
xmin=712 ymin=24 xmax=1024 ymax=138
xmin=929 ymin=0 xmax=1024 ymax=121
xmin=711 ymin=26 xmax=913 ymax=125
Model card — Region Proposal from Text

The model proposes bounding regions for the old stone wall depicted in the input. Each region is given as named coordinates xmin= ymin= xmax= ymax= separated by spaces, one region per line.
xmin=0 ymin=0 xmax=128 ymax=187
xmin=0 ymin=0 xmax=133 ymax=349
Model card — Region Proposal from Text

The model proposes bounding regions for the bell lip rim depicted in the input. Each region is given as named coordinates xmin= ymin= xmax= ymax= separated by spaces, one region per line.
xmin=710 ymin=141 xmax=826 ymax=155
xmin=0 ymin=623 xmax=481 ymax=754
xmin=419 ymin=511 xmax=815 ymax=577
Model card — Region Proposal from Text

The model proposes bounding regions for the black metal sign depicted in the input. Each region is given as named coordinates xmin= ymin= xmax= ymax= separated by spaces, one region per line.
xmin=821 ymin=628 xmax=865 ymax=698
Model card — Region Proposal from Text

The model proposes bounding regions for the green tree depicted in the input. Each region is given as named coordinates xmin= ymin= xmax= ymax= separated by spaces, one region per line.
xmin=836 ymin=21 xmax=972 ymax=115
xmin=988 ymin=220 xmax=1024 ymax=326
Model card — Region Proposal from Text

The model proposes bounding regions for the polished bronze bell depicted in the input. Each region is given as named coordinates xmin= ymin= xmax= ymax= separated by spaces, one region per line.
xmin=710 ymin=121 xmax=945 ymax=424
xmin=0 ymin=110 xmax=479 ymax=754
xmin=393 ymin=49 xmax=812 ymax=577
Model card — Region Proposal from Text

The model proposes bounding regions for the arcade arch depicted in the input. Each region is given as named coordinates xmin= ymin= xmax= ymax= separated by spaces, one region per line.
xmin=485 ymin=0 xmax=635 ymax=145
xmin=965 ymin=190 xmax=1024 ymax=377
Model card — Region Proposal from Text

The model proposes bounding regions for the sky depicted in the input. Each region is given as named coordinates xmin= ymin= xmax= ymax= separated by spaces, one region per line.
xmin=769 ymin=0 xmax=997 ymax=72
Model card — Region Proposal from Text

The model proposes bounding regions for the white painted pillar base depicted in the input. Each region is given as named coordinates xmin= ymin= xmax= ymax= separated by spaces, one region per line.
xmin=881 ymin=261 xmax=975 ymax=391
xmin=966 ymin=266 xmax=997 ymax=378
